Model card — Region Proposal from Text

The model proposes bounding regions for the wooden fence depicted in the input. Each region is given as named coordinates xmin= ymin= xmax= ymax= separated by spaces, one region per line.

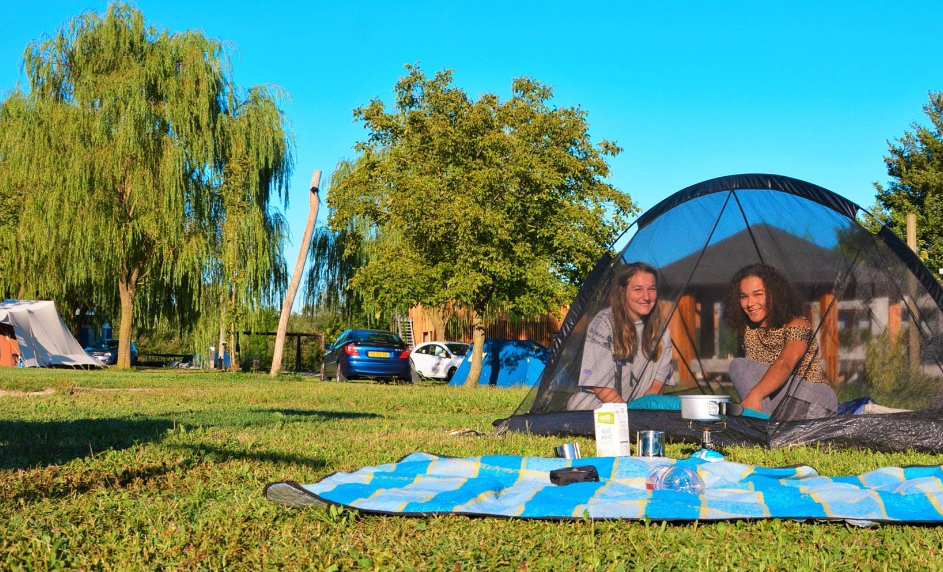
xmin=407 ymin=304 xmax=565 ymax=347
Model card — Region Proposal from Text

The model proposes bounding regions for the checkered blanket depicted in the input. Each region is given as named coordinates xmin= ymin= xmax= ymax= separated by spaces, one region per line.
xmin=266 ymin=453 xmax=943 ymax=524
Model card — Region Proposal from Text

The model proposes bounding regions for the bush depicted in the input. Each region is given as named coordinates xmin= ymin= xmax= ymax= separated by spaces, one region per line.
xmin=863 ymin=329 xmax=940 ymax=408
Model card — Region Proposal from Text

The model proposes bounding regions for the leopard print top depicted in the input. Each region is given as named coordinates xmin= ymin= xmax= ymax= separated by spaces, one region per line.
xmin=742 ymin=324 xmax=826 ymax=383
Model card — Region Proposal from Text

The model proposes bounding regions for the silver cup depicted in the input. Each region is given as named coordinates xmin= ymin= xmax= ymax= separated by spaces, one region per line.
xmin=636 ymin=430 xmax=666 ymax=457
xmin=555 ymin=443 xmax=581 ymax=459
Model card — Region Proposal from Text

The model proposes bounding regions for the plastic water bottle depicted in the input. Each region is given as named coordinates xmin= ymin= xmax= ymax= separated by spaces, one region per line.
xmin=645 ymin=465 xmax=704 ymax=494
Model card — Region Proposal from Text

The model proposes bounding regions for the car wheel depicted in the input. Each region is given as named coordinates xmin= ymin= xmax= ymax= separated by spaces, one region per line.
xmin=446 ymin=367 xmax=457 ymax=381
xmin=336 ymin=366 xmax=348 ymax=382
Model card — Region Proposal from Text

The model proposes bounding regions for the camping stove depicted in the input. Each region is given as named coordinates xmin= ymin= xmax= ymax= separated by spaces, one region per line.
xmin=686 ymin=420 xmax=725 ymax=459
xmin=679 ymin=395 xmax=743 ymax=462
xmin=685 ymin=421 xmax=727 ymax=462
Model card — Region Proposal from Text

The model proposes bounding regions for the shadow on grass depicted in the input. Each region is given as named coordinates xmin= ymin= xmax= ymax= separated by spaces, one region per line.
xmin=263 ymin=408 xmax=382 ymax=421
xmin=0 ymin=417 xmax=174 ymax=470
xmin=169 ymin=442 xmax=327 ymax=468
xmin=12 ymin=460 xmax=184 ymax=502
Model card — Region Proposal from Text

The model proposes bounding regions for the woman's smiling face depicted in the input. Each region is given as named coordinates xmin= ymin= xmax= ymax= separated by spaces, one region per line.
xmin=738 ymin=275 xmax=768 ymax=326
xmin=624 ymin=271 xmax=657 ymax=321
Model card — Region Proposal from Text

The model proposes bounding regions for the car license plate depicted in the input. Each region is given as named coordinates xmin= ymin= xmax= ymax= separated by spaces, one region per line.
xmin=367 ymin=351 xmax=390 ymax=358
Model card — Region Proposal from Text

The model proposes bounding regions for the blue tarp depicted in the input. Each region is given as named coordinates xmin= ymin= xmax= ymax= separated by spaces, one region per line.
xmin=448 ymin=339 xmax=549 ymax=387
xmin=275 ymin=452 xmax=943 ymax=524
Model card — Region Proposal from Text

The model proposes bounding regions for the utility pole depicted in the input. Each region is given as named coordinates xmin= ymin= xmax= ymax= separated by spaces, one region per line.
xmin=271 ymin=169 xmax=321 ymax=377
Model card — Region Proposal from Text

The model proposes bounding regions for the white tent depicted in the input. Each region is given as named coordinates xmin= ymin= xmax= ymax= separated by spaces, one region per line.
xmin=0 ymin=300 xmax=99 ymax=368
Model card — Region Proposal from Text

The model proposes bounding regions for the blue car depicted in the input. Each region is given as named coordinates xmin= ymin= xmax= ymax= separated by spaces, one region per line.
xmin=321 ymin=329 xmax=411 ymax=382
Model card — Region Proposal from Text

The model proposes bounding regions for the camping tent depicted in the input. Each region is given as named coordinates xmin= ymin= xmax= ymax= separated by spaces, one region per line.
xmin=0 ymin=300 xmax=99 ymax=368
xmin=449 ymin=339 xmax=549 ymax=387
xmin=496 ymin=174 xmax=943 ymax=452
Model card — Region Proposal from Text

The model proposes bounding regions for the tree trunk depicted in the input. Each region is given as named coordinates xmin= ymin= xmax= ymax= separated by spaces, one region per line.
xmin=428 ymin=306 xmax=447 ymax=341
xmin=218 ymin=289 xmax=228 ymax=371
xmin=71 ymin=305 xmax=87 ymax=338
xmin=228 ymin=284 xmax=238 ymax=371
xmin=116 ymin=263 xmax=138 ymax=369
xmin=271 ymin=169 xmax=321 ymax=377
xmin=464 ymin=307 xmax=486 ymax=387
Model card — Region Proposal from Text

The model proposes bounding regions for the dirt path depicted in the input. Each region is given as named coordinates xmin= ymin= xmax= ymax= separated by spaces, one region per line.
xmin=0 ymin=388 xmax=56 ymax=397
xmin=0 ymin=387 xmax=160 ymax=397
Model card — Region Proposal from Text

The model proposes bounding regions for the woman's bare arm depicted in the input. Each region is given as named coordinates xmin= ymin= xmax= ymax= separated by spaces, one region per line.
xmin=741 ymin=318 xmax=810 ymax=411
xmin=644 ymin=380 xmax=665 ymax=395
xmin=592 ymin=387 xmax=624 ymax=403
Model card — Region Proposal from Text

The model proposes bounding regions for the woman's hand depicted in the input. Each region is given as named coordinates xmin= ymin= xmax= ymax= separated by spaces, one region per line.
xmin=741 ymin=393 xmax=763 ymax=412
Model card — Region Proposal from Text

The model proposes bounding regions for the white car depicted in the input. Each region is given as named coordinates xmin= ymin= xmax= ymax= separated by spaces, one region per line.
xmin=410 ymin=341 xmax=470 ymax=381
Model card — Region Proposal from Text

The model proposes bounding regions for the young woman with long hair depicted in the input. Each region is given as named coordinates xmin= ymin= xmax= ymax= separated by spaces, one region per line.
xmin=567 ymin=262 xmax=674 ymax=410
xmin=722 ymin=263 xmax=837 ymax=418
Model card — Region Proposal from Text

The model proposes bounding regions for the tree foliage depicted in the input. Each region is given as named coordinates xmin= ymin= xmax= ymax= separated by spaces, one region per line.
xmin=303 ymin=158 xmax=395 ymax=332
xmin=204 ymin=86 xmax=292 ymax=368
xmin=875 ymin=91 xmax=943 ymax=272
xmin=0 ymin=3 xmax=292 ymax=367
xmin=328 ymin=65 xmax=637 ymax=382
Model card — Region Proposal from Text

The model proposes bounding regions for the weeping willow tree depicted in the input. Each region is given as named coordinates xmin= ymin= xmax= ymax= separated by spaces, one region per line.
xmin=304 ymin=223 xmax=379 ymax=327
xmin=303 ymin=160 xmax=395 ymax=334
xmin=205 ymin=86 xmax=292 ymax=369
xmin=0 ymin=96 xmax=29 ymax=297
xmin=0 ymin=4 xmax=293 ymax=368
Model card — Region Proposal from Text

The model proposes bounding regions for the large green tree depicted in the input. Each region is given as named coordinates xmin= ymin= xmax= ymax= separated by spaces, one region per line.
xmin=875 ymin=91 xmax=943 ymax=272
xmin=329 ymin=65 xmax=637 ymax=384
xmin=0 ymin=3 xmax=292 ymax=367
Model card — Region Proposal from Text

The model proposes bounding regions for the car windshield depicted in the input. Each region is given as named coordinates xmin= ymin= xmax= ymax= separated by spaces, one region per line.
xmin=353 ymin=332 xmax=402 ymax=344
xmin=446 ymin=343 xmax=469 ymax=356
xmin=88 ymin=339 xmax=118 ymax=350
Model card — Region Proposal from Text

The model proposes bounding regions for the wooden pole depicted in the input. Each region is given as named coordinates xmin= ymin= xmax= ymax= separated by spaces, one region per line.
xmin=906 ymin=213 xmax=917 ymax=252
xmin=818 ymin=293 xmax=838 ymax=382
xmin=888 ymin=301 xmax=902 ymax=339
xmin=668 ymin=295 xmax=697 ymax=388
xmin=698 ymin=299 xmax=715 ymax=358
xmin=906 ymin=213 xmax=920 ymax=370
xmin=270 ymin=169 xmax=321 ymax=377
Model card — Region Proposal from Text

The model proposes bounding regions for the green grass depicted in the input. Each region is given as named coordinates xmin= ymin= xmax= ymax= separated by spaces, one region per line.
xmin=2 ymin=368 xmax=943 ymax=571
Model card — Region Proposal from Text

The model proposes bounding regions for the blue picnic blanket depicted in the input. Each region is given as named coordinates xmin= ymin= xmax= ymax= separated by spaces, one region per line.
xmin=289 ymin=453 xmax=943 ymax=524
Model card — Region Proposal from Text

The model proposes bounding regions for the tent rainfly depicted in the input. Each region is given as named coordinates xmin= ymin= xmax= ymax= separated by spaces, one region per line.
xmin=495 ymin=174 xmax=943 ymax=452
xmin=448 ymin=339 xmax=549 ymax=387
xmin=0 ymin=300 xmax=99 ymax=368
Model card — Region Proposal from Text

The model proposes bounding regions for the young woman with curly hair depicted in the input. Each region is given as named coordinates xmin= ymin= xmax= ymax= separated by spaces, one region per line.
xmin=722 ymin=263 xmax=837 ymax=418
xmin=568 ymin=262 xmax=674 ymax=410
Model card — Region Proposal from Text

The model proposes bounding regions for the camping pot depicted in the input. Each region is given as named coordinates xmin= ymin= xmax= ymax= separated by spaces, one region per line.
xmin=680 ymin=395 xmax=744 ymax=422
xmin=636 ymin=430 xmax=665 ymax=457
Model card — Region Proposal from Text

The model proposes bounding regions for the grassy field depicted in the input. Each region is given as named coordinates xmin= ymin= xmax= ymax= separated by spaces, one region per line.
xmin=2 ymin=368 xmax=943 ymax=571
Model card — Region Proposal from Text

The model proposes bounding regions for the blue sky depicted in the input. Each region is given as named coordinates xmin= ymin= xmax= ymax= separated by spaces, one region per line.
xmin=3 ymin=1 xmax=943 ymax=272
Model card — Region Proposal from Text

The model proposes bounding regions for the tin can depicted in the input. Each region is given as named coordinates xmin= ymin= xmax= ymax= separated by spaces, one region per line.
xmin=636 ymin=430 xmax=665 ymax=457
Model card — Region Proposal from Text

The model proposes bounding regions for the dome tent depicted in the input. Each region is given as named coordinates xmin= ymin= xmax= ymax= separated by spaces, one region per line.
xmin=495 ymin=174 xmax=943 ymax=452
